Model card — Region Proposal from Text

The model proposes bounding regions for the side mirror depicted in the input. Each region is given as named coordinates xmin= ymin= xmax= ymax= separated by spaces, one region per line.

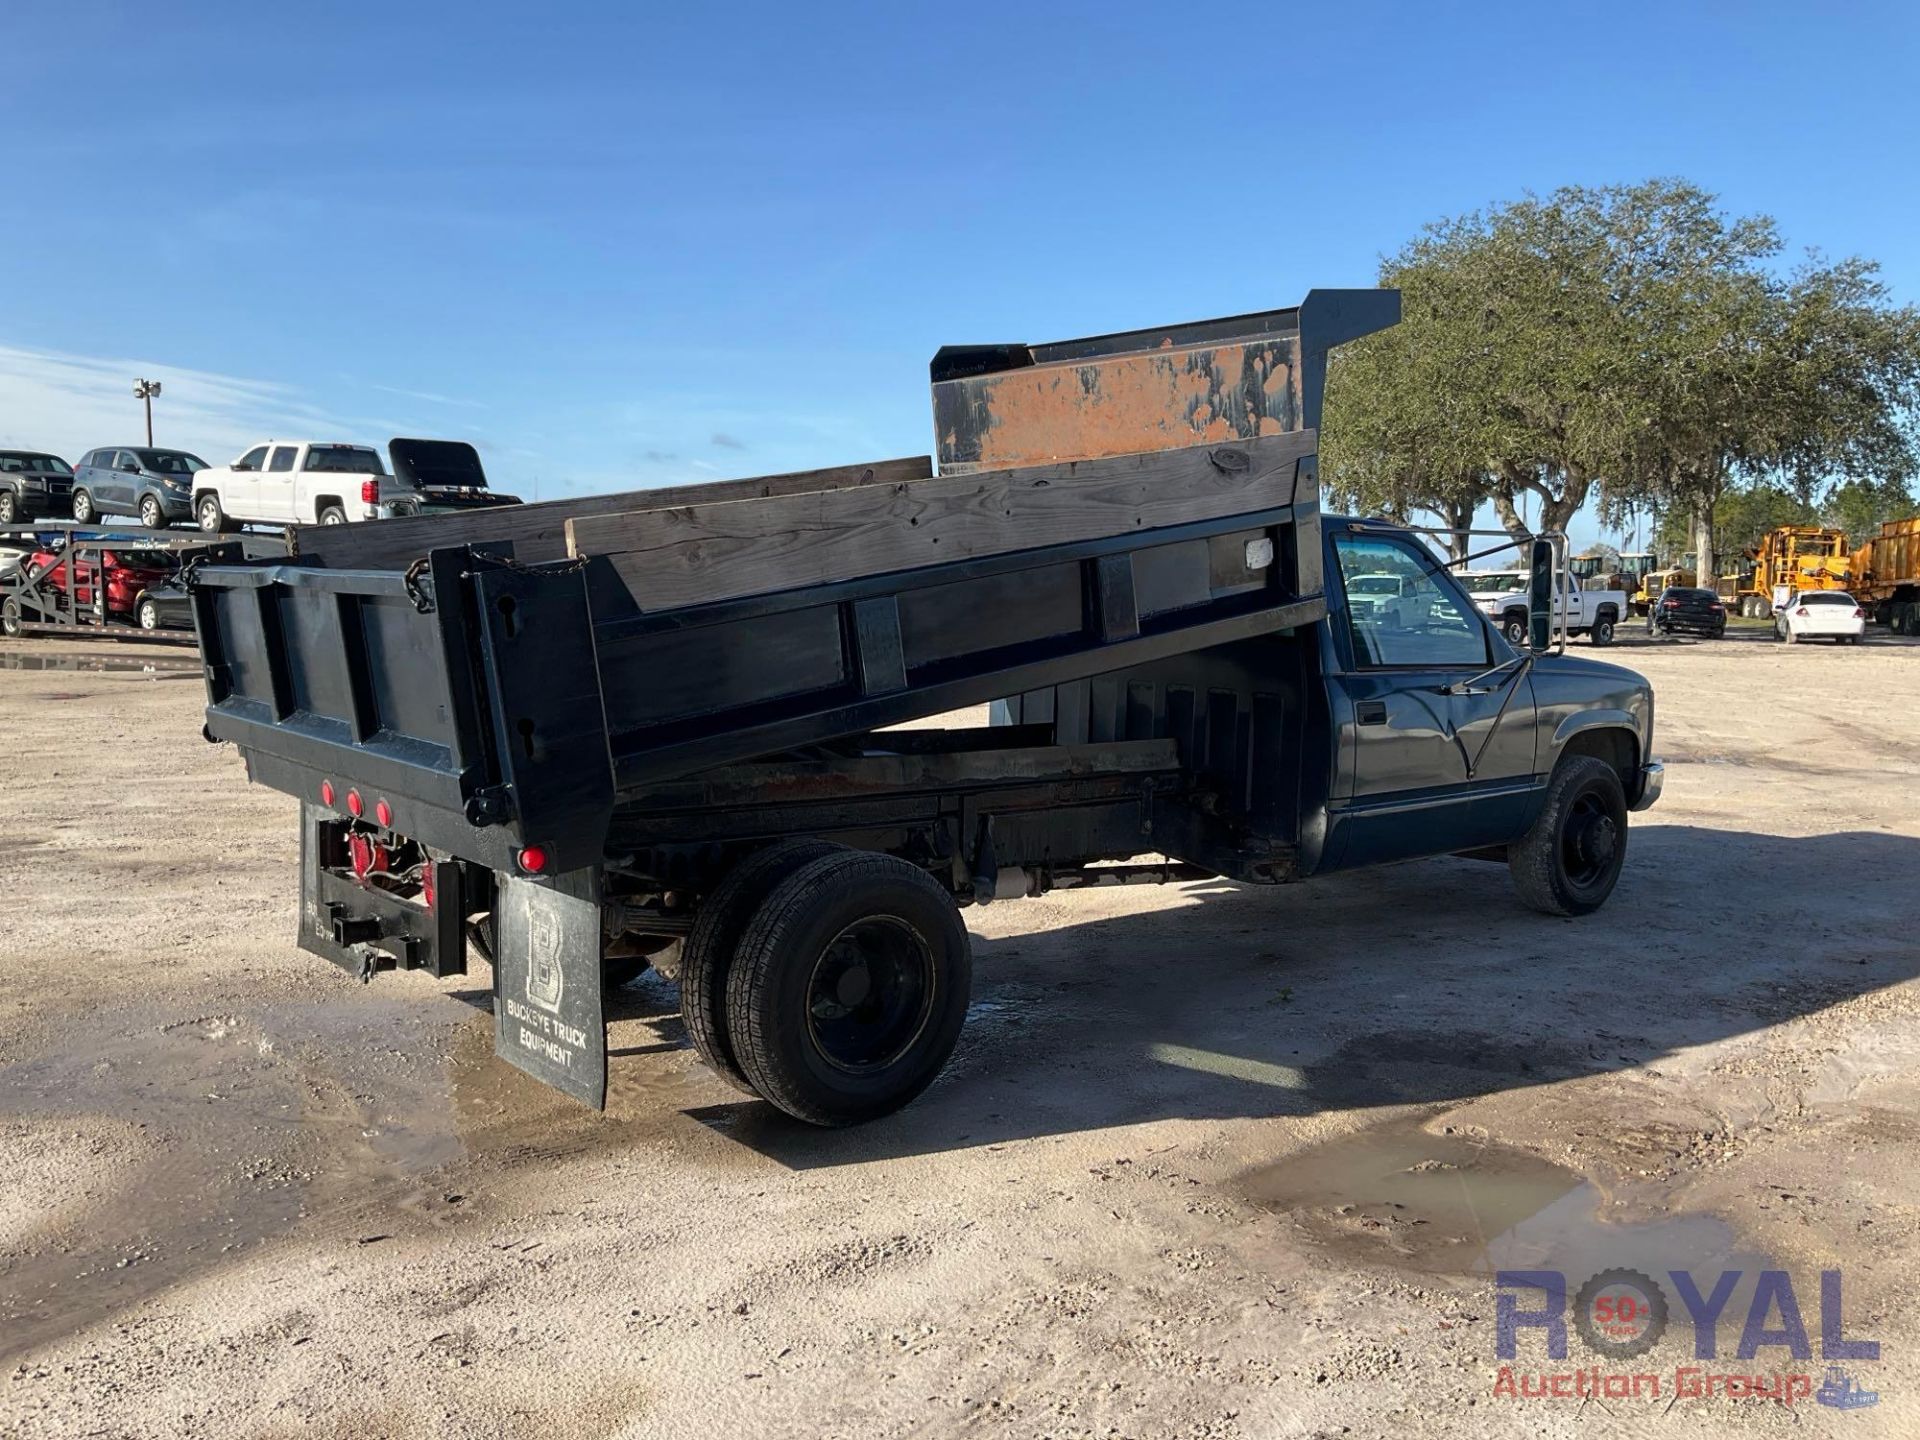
xmin=1527 ymin=538 xmax=1555 ymax=653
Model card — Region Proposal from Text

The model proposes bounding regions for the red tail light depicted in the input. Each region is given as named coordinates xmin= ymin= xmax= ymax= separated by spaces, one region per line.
xmin=421 ymin=862 xmax=436 ymax=911
xmin=1854 ymin=608 xmax=1865 ymax=619
xmin=374 ymin=799 xmax=392 ymax=828
xmin=361 ymin=478 xmax=380 ymax=505
xmin=346 ymin=788 xmax=364 ymax=817
xmin=1796 ymin=608 xmax=1810 ymax=617
xmin=1662 ymin=600 xmax=1679 ymax=608
xmin=517 ymin=845 xmax=549 ymax=874
xmin=320 ymin=779 xmax=335 ymax=807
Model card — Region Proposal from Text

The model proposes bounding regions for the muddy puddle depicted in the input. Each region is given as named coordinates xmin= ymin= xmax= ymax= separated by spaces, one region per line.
xmin=1240 ymin=1111 xmax=1769 ymax=1285
xmin=0 ymin=999 xmax=469 ymax=1363
xmin=0 ymin=651 xmax=199 ymax=679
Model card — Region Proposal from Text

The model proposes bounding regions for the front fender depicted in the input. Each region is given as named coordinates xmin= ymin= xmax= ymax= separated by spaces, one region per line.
xmin=1551 ymin=707 xmax=1639 ymax=753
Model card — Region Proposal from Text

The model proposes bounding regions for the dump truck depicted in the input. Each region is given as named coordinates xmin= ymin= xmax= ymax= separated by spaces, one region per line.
xmin=1849 ymin=516 xmax=1920 ymax=631
xmin=1718 ymin=527 xmax=1852 ymax=618
xmin=183 ymin=290 xmax=1662 ymax=1124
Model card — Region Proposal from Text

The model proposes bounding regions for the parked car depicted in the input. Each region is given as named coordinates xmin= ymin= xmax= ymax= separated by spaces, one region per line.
xmin=192 ymin=438 xmax=521 ymax=532
xmin=1647 ymin=585 xmax=1727 ymax=639
xmin=1459 ymin=569 xmax=1626 ymax=646
xmin=26 ymin=546 xmax=173 ymax=617
xmin=0 ymin=450 xmax=74 ymax=523
xmin=134 ymin=574 xmax=194 ymax=632
xmin=70 ymin=448 xmax=209 ymax=527
xmin=1775 ymin=590 xmax=1866 ymax=644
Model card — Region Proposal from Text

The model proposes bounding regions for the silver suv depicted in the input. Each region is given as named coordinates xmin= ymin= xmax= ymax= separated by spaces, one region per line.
xmin=71 ymin=447 xmax=209 ymax=528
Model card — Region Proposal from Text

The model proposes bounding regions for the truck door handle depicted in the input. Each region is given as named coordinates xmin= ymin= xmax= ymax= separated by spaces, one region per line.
xmin=1356 ymin=700 xmax=1387 ymax=726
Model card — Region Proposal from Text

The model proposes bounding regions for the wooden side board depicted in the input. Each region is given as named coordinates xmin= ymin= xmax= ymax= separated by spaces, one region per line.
xmin=289 ymin=455 xmax=934 ymax=571
xmin=568 ymin=430 xmax=1316 ymax=611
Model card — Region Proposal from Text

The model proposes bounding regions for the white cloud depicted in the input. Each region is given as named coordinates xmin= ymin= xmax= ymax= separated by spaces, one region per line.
xmin=0 ymin=343 xmax=369 ymax=465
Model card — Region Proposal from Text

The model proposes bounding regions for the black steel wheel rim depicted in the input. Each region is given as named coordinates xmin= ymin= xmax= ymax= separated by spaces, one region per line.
xmin=1562 ymin=790 xmax=1618 ymax=887
xmin=805 ymin=915 xmax=936 ymax=1075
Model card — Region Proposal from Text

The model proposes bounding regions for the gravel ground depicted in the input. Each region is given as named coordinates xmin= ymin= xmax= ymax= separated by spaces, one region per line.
xmin=2 ymin=627 xmax=1918 ymax=1438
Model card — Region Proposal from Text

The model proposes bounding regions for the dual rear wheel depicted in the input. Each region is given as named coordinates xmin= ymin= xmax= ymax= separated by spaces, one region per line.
xmin=679 ymin=843 xmax=972 ymax=1126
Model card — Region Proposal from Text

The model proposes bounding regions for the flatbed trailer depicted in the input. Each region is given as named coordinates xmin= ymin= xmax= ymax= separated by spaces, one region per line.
xmin=187 ymin=289 xmax=1663 ymax=1124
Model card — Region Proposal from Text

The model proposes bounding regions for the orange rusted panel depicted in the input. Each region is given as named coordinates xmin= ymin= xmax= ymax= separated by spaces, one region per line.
xmin=934 ymin=336 xmax=1301 ymax=473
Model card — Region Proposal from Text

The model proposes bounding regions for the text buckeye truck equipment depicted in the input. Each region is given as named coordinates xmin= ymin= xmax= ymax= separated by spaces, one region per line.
xmin=187 ymin=289 xmax=1661 ymax=1121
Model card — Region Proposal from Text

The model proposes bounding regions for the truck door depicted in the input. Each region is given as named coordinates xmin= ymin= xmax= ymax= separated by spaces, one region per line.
xmin=1325 ymin=531 xmax=1538 ymax=867
xmin=261 ymin=444 xmax=301 ymax=522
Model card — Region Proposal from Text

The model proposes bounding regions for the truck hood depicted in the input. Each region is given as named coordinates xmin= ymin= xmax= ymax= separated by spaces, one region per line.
xmin=388 ymin=437 xmax=490 ymax=492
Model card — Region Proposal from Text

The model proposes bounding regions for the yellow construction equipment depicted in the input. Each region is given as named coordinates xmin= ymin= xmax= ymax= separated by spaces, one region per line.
xmin=1632 ymin=554 xmax=1696 ymax=617
xmin=1717 ymin=527 xmax=1851 ymax=618
xmin=1850 ymin=516 xmax=1920 ymax=630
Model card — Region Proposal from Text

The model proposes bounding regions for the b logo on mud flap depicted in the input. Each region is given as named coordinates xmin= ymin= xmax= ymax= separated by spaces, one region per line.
xmin=526 ymin=897 xmax=564 ymax=1013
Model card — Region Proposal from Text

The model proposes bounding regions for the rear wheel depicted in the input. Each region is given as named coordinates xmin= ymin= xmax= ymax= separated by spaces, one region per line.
xmin=139 ymin=495 xmax=165 ymax=528
xmin=71 ymin=489 xmax=95 ymax=524
xmin=1590 ymin=616 xmax=1615 ymax=646
xmin=679 ymin=839 xmax=843 ymax=1093
xmin=1509 ymin=755 xmax=1629 ymax=917
xmin=1 ymin=599 xmax=20 ymax=636
xmin=726 ymin=850 xmax=971 ymax=1126
xmin=318 ymin=505 xmax=348 ymax=525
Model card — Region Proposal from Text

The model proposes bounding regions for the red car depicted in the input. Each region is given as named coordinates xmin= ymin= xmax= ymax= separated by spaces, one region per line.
xmin=27 ymin=547 xmax=173 ymax=616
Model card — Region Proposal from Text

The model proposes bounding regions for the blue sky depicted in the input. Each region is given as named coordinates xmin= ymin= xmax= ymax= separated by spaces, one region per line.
xmin=4 ymin=1 xmax=1918 ymax=546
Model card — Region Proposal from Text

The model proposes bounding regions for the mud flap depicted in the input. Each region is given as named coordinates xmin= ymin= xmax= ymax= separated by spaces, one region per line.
xmin=491 ymin=868 xmax=607 ymax=1109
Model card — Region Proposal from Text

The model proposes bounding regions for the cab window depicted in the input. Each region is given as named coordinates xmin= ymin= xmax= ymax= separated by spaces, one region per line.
xmin=269 ymin=446 xmax=299 ymax=473
xmin=237 ymin=447 xmax=269 ymax=472
xmin=1334 ymin=533 xmax=1488 ymax=668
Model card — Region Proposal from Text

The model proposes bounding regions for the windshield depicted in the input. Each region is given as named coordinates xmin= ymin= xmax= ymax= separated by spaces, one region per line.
xmin=1665 ymin=588 xmax=1717 ymax=602
xmin=1799 ymin=592 xmax=1855 ymax=606
xmin=135 ymin=449 xmax=207 ymax=475
xmin=1460 ymin=572 xmax=1526 ymax=595
xmin=1348 ymin=575 xmax=1403 ymax=595
xmin=0 ymin=452 xmax=72 ymax=475
xmin=303 ymin=445 xmax=386 ymax=475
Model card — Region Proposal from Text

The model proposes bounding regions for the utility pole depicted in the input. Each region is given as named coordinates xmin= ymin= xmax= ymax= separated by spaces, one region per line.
xmin=133 ymin=378 xmax=162 ymax=445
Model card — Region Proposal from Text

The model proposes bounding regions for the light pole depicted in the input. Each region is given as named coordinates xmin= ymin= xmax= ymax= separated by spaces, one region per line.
xmin=133 ymin=378 xmax=162 ymax=446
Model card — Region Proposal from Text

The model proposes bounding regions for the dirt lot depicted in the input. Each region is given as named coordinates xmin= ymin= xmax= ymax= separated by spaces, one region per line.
xmin=3 ymin=627 xmax=1918 ymax=1438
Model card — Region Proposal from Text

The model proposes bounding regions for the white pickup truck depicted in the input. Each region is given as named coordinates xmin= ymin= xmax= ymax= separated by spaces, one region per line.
xmin=193 ymin=438 xmax=520 ymax=532
xmin=1458 ymin=569 xmax=1626 ymax=646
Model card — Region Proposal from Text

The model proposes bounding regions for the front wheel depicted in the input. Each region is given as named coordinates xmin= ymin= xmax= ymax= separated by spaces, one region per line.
xmin=138 ymin=598 xmax=160 ymax=631
xmin=71 ymin=489 xmax=95 ymax=524
xmin=0 ymin=490 xmax=15 ymax=524
xmin=1501 ymin=614 xmax=1528 ymax=648
xmin=196 ymin=494 xmax=231 ymax=533
xmin=139 ymin=495 xmax=165 ymax=528
xmin=1509 ymin=755 xmax=1629 ymax=917
xmin=726 ymin=850 xmax=971 ymax=1126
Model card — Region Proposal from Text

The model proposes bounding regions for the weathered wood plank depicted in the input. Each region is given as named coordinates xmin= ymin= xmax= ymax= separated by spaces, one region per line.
xmin=289 ymin=455 xmax=933 ymax=571
xmin=569 ymin=430 xmax=1315 ymax=611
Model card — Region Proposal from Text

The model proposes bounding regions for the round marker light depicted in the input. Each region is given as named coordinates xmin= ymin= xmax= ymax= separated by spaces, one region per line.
xmin=320 ymin=779 xmax=335 ymax=807
xmin=374 ymin=799 xmax=393 ymax=828
xmin=517 ymin=845 xmax=549 ymax=874
xmin=346 ymin=789 xmax=364 ymax=818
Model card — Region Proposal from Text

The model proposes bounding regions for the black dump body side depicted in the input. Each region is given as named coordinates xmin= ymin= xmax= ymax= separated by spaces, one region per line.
xmin=189 ymin=291 xmax=1395 ymax=884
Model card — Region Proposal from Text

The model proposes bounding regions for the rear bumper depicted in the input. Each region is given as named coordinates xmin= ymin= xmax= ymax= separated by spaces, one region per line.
xmin=1631 ymin=760 xmax=1664 ymax=812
